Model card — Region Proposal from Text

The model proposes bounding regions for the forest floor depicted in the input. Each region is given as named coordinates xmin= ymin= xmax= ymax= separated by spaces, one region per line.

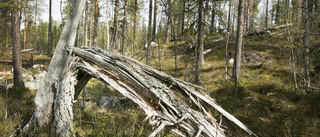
xmin=0 ymin=31 xmax=320 ymax=136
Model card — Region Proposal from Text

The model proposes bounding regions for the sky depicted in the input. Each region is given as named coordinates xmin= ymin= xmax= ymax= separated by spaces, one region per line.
xmin=36 ymin=0 xmax=269 ymax=28
xmin=40 ymin=0 xmax=63 ymax=23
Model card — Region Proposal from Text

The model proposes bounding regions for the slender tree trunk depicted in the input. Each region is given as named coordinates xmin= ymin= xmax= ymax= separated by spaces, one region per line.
xmin=84 ymin=2 xmax=88 ymax=47
xmin=265 ymin=0 xmax=268 ymax=27
xmin=233 ymin=0 xmax=245 ymax=107
xmin=276 ymin=0 xmax=280 ymax=24
xmin=251 ymin=0 xmax=255 ymax=30
xmin=166 ymin=20 xmax=171 ymax=42
xmin=292 ymin=0 xmax=295 ymax=25
xmin=233 ymin=0 xmax=244 ymax=78
xmin=93 ymin=0 xmax=99 ymax=48
xmin=12 ymin=0 xmax=25 ymax=88
xmin=195 ymin=0 xmax=204 ymax=85
xmin=152 ymin=0 xmax=157 ymax=41
xmin=218 ymin=1 xmax=221 ymax=30
xmin=146 ymin=0 xmax=153 ymax=65
xmin=181 ymin=0 xmax=185 ymax=33
xmin=23 ymin=0 xmax=28 ymax=50
xmin=210 ymin=0 xmax=216 ymax=34
xmin=106 ymin=3 xmax=110 ymax=51
xmin=225 ymin=32 xmax=230 ymax=80
xmin=172 ymin=1 xmax=178 ymax=77
xmin=48 ymin=0 xmax=52 ymax=54
xmin=23 ymin=1 xmax=86 ymax=136
xmin=247 ymin=0 xmax=251 ymax=31
xmin=133 ymin=0 xmax=138 ymax=55
xmin=122 ymin=0 xmax=128 ymax=55
xmin=111 ymin=0 xmax=119 ymax=51
xmin=232 ymin=3 xmax=236 ymax=33
xmin=34 ymin=0 xmax=37 ymax=52
xmin=89 ymin=2 xmax=94 ymax=48
xmin=304 ymin=0 xmax=310 ymax=88
xmin=227 ymin=0 xmax=232 ymax=32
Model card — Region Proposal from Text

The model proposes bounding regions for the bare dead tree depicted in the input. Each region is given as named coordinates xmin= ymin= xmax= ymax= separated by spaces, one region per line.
xmin=23 ymin=1 xmax=86 ymax=136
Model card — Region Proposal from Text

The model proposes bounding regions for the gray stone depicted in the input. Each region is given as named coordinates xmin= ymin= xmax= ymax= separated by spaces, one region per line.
xmin=0 ymin=77 xmax=4 ymax=84
xmin=23 ymin=74 xmax=34 ymax=82
xmin=25 ymin=81 xmax=40 ymax=91
xmin=36 ymin=71 xmax=46 ymax=79
xmin=100 ymin=96 xmax=120 ymax=109
xmin=251 ymin=52 xmax=260 ymax=62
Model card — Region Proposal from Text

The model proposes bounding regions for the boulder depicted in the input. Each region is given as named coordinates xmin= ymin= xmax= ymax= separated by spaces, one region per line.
xmin=23 ymin=74 xmax=34 ymax=82
xmin=36 ymin=71 xmax=46 ymax=79
xmin=100 ymin=96 xmax=120 ymax=109
xmin=250 ymin=52 xmax=260 ymax=62
xmin=25 ymin=80 xmax=41 ymax=91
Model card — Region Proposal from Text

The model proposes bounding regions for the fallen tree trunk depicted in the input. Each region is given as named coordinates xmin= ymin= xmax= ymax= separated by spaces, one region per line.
xmin=245 ymin=23 xmax=293 ymax=36
xmin=71 ymin=47 xmax=257 ymax=137
xmin=208 ymin=24 xmax=293 ymax=43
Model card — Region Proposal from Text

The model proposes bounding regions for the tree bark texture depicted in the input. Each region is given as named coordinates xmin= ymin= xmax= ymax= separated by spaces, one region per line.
xmin=71 ymin=47 xmax=257 ymax=137
xmin=89 ymin=2 xmax=94 ymax=48
xmin=304 ymin=0 xmax=310 ymax=87
xmin=195 ymin=0 xmax=204 ymax=85
xmin=12 ymin=0 xmax=25 ymax=88
xmin=227 ymin=0 xmax=232 ymax=32
xmin=233 ymin=0 xmax=244 ymax=79
xmin=265 ymin=0 xmax=268 ymax=28
xmin=110 ymin=0 xmax=119 ymax=51
xmin=146 ymin=0 xmax=152 ymax=65
xmin=246 ymin=0 xmax=251 ymax=31
xmin=23 ymin=1 xmax=86 ymax=136
xmin=84 ymin=2 xmax=88 ymax=47
xmin=133 ymin=0 xmax=138 ymax=55
xmin=181 ymin=0 xmax=185 ymax=33
xmin=93 ymin=0 xmax=99 ymax=48
xmin=152 ymin=0 xmax=157 ymax=41
xmin=23 ymin=0 xmax=28 ymax=50
xmin=122 ymin=0 xmax=127 ymax=55
xmin=276 ymin=0 xmax=280 ymax=24
xmin=34 ymin=0 xmax=38 ymax=52
xmin=250 ymin=0 xmax=254 ymax=30
xmin=171 ymin=1 xmax=178 ymax=77
xmin=211 ymin=0 xmax=216 ymax=34
xmin=48 ymin=0 xmax=52 ymax=54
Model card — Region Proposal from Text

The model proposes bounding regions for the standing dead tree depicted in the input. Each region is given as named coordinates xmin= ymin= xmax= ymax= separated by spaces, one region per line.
xmin=22 ymin=1 xmax=86 ymax=136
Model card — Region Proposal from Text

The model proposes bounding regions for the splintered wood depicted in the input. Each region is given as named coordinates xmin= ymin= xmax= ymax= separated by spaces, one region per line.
xmin=71 ymin=47 xmax=257 ymax=137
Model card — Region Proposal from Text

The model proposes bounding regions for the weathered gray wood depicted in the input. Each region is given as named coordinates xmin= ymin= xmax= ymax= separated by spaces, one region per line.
xmin=72 ymin=47 xmax=257 ymax=137
xmin=23 ymin=0 xmax=86 ymax=136
xmin=208 ymin=24 xmax=293 ymax=44
xmin=246 ymin=23 xmax=292 ymax=36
